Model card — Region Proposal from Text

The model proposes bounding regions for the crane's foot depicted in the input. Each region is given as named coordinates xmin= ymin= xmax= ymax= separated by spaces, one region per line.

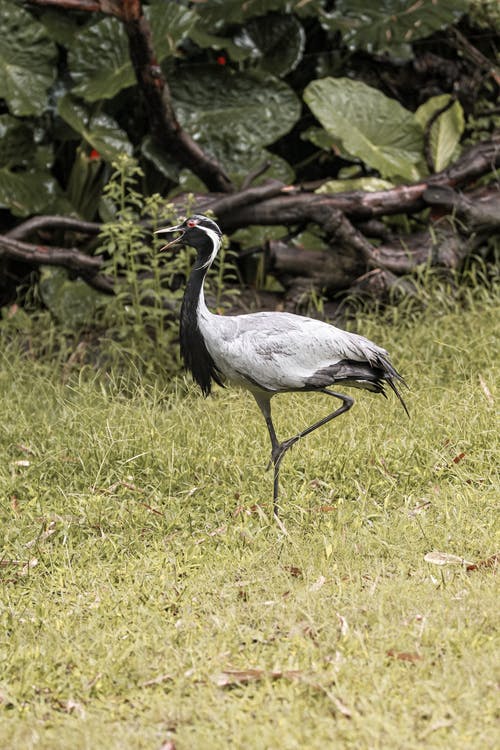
xmin=266 ymin=436 xmax=300 ymax=472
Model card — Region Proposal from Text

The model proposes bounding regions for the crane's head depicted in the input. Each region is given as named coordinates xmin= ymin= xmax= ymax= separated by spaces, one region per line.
xmin=155 ymin=214 xmax=222 ymax=269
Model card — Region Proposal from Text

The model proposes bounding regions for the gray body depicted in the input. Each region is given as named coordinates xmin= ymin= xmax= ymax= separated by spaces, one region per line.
xmin=198 ymin=291 xmax=391 ymax=395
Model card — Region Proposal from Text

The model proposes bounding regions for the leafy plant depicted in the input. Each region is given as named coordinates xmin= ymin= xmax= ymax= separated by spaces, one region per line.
xmin=415 ymin=95 xmax=465 ymax=172
xmin=169 ymin=65 xmax=300 ymax=183
xmin=38 ymin=155 xmax=239 ymax=374
xmin=95 ymin=156 xmax=180 ymax=370
xmin=320 ymin=0 xmax=468 ymax=60
xmin=0 ymin=114 xmax=66 ymax=216
xmin=303 ymin=78 xmax=465 ymax=182
xmin=232 ymin=13 xmax=305 ymax=76
xmin=0 ymin=0 xmax=57 ymax=116
xmin=0 ymin=0 xmax=490 ymax=220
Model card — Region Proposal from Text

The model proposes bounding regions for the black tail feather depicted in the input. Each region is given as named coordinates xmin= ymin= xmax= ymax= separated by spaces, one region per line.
xmin=377 ymin=354 xmax=410 ymax=417
xmin=384 ymin=374 xmax=410 ymax=417
xmin=306 ymin=356 xmax=409 ymax=416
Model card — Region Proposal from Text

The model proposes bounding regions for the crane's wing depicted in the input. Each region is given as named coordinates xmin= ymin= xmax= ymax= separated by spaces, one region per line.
xmin=201 ymin=311 xmax=408 ymax=413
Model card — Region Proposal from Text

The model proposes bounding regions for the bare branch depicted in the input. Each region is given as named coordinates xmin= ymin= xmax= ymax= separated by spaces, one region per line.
xmin=241 ymin=161 xmax=272 ymax=190
xmin=0 ymin=235 xmax=114 ymax=293
xmin=217 ymin=136 xmax=500 ymax=228
xmin=208 ymin=180 xmax=288 ymax=217
xmin=7 ymin=216 xmax=101 ymax=241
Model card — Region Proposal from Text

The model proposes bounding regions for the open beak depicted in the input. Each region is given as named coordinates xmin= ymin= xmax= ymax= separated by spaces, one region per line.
xmin=154 ymin=223 xmax=185 ymax=251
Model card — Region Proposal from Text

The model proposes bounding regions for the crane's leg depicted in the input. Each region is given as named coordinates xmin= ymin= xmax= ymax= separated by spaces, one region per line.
xmin=254 ymin=390 xmax=354 ymax=517
xmin=275 ymin=389 xmax=354 ymax=470
xmin=253 ymin=393 xmax=283 ymax=517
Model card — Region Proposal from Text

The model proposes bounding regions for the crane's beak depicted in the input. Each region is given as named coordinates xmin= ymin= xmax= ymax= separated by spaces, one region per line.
xmin=154 ymin=223 xmax=185 ymax=251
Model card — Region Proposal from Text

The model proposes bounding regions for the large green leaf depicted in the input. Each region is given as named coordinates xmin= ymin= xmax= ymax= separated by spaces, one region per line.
xmin=321 ymin=0 xmax=468 ymax=59
xmin=0 ymin=0 xmax=57 ymax=116
xmin=233 ymin=14 xmax=305 ymax=76
xmin=316 ymin=177 xmax=394 ymax=194
xmin=0 ymin=114 xmax=62 ymax=216
xmin=0 ymin=115 xmax=37 ymax=168
xmin=58 ymin=95 xmax=133 ymax=162
xmin=39 ymin=8 xmax=82 ymax=46
xmin=0 ymin=168 xmax=65 ymax=217
xmin=229 ymin=149 xmax=295 ymax=185
xmin=141 ymin=136 xmax=180 ymax=182
xmin=304 ymin=77 xmax=423 ymax=181
xmin=68 ymin=17 xmax=135 ymax=102
xmin=301 ymin=126 xmax=338 ymax=152
xmin=39 ymin=268 xmax=100 ymax=328
xmin=415 ymin=95 xmax=464 ymax=173
xmin=149 ymin=2 xmax=198 ymax=61
xmin=170 ymin=66 xmax=300 ymax=167
xmin=187 ymin=26 xmax=250 ymax=61
xmin=68 ymin=3 xmax=197 ymax=102
xmin=196 ymin=0 xmax=322 ymax=25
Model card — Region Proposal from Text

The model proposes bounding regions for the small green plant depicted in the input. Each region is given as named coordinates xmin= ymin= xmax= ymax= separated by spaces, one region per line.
xmin=94 ymin=155 xmax=183 ymax=375
xmin=95 ymin=156 xmax=239 ymax=374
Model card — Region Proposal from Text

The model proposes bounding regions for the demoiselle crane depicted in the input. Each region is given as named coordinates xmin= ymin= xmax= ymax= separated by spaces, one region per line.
xmin=156 ymin=215 xmax=408 ymax=516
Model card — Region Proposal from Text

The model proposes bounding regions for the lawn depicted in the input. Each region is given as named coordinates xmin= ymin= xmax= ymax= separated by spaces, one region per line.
xmin=0 ymin=291 xmax=498 ymax=749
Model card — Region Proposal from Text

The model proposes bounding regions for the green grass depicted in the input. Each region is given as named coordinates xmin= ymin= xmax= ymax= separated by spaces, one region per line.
xmin=0 ymin=293 xmax=499 ymax=749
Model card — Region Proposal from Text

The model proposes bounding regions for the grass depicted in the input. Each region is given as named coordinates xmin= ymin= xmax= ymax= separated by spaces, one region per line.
xmin=0 ymin=290 xmax=498 ymax=749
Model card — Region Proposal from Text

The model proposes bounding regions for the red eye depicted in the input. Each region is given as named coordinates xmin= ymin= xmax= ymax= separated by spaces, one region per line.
xmin=187 ymin=219 xmax=197 ymax=227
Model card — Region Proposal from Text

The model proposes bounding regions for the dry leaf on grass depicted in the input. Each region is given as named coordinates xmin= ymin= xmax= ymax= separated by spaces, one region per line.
xmin=408 ymin=500 xmax=431 ymax=517
xmin=25 ymin=521 xmax=57 ymax=548
xmin=0 ymin=558 xmax=38 ymax=580
xmin=466 ymin=552 xmax=499 ymax=572
xmin=213 ymin=668 xmax=302 ymax=688
xmin=16 ymin=443 xmax=35 ymax=455
xmin=233 ymin=503 xmax=265 ymax=517
xmin=387 ymin=650 xmax=423 ymax=663
xmin=309 ymin=575 xmax=326 ymax=592
xmin=424 ymin=551 xmax=473 ymax=567
xmin=328 ymin=693 xmax=352 ymax=718
xmin=140 ymin=673 xmax=173 ymax=688
xmin=337 ymin=613 xmax=349 ymax=637
xmin=419 ymin=718 xmax=454 ymax=740
xmin=57 ymin=698 xmax=85 ymax=716
xmin=478 ymin=375 xmax=494 ymax=406
xmin=288 ymin=621 xmax=318 ymax=641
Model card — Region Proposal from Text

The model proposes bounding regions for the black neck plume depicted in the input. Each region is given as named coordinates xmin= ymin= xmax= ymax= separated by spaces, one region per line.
xmin=180 ymin=264 xmax=224 ymax=397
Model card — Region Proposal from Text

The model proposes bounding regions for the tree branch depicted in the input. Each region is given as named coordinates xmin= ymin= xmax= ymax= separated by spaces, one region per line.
xmin=7 ymin=216 xmax=102 ymax=240
xmin=0 ymin=236 xmax=114 ymax=294
xmin=215 ymin=135 xmax=500 ymax=228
